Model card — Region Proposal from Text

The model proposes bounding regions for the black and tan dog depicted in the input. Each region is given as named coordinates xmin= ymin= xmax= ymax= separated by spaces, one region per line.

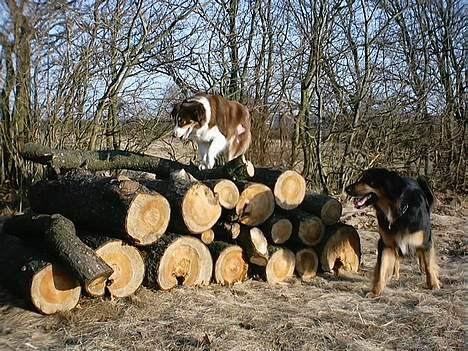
xmin=345 ymin=168 xmax=440 ymax=296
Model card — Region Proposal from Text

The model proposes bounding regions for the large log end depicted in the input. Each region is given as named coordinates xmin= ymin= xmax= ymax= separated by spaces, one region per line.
xmin=275 ymin=170 xmax=306 ymax=210
xmin=236 ymin=183 xmax=275 ymax=226
xmin=265 ymin=248 xmax=295 ymax=284
xmin=183 ymin=184 xmax=222 ymax=233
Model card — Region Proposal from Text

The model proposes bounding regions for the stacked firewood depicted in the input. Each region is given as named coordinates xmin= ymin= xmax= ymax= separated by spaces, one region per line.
xmin=0 ymin=143 xmax=361 ymax=315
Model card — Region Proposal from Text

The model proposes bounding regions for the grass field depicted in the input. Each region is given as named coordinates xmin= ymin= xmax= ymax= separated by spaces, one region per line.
xmin=0 ymin=194 xmax=465 ymax=351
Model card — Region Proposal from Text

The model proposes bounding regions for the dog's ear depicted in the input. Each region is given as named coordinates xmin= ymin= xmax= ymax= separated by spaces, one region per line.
xmin=171 ymin=103 xmax=181 ymax=120
xmin=383 ymin=170 xmax=405 ymax=200
xmin=193 ymin=103 xmax=206 ymax=124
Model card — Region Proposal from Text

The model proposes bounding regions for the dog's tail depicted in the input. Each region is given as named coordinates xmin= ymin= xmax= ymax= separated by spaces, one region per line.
xmin=416 ymin=175 xmax=434 ymax=210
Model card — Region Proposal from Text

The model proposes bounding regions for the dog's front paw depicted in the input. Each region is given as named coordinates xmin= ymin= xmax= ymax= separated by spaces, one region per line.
xmin=365 ymin=291 xmax=382 ymax=299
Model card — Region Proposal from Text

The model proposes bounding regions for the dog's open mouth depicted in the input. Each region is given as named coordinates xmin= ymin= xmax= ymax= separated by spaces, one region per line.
xmin=352 ymin=193 xmax=376 ymax=209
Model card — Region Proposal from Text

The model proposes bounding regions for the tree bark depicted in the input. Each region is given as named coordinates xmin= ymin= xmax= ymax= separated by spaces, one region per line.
xmin=79 ymin=234 xmax=145 ymax=298
xmin=29 ymin=171 xmax=170 ymax=246
xmin=144 ymin=233 xmax=213 ymax=290
xmin=208 ymin=241 xmax=248 ymax=285
xmin=3 ymin=213 xmax=114 ymax=296
xmin=212 ymin=221 xmax=241 ymax=240
xmin=300 ymin=193 xmax=342 ymax=226
xmin=21 ymin=143 xmax=254 ymax=181
xmin=0 ymin=234 xmax=81 ymax=314
xmin=235 ymin=226 xmax=268 ymax=266
xmin=252 ymin=168 xmax=306 ymax=210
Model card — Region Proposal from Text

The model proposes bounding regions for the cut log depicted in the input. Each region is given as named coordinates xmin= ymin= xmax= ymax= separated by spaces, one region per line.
xmin=143 ymin=170 xmax=221 ymax=234
xmin=260 ymin=213 xmax=292 ymax=244
xmin=29 ymin=171 xmax=170 ymax=246
xmin=80 ymin=235 xmax=145 ymax=298
xmin=264 ymin=246 xmax=296 ymax=284
xmin=209 ymin=242 xmax=248 ymax=285
xmin=253 ymin=168 xmax=306 ymax=210
xmin=235 ymin=182 xmax=275 ymax=226
xmin=144 ymin=234 xmax=213 ymax=290
xmin=4 ymin=214 xmax=113 ymax=297
xmin=212 ymin=221 xmax=241 ymax=241
xmin=0 ymin=234 xmax=81 ymax=315
xmin=200 ymin=229 xmax=215 ymax=245
xmin=316 ymin=223 xmax=361 ymax=274
xmin=235 ymin=227 xmax=269 ymax=266
xmin=300 ymin=193 xmax=342 ymax=225
xmin=203 ymin=179 xmax=239 ymax=210
xmin=22 ymin=143 xmax=254 ymax=181
xmin=295 ymin=248 xmax=319 ymax=281
xmin=289 ymin=209 xmax=325 ymax=246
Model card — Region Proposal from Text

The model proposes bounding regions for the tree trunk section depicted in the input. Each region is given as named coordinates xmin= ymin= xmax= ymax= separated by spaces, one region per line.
xmin=209 ymin=241 xmax=248 ymax=285
xmin=202 ymin=179 xmax=239 ymax=210
xmin=0 ymin=234 xmax=81 ymax=315
xmin=316 ymin=223 xmax=361 ymax=274
xmin=3 ymin=214 xmax=114 ymax=296
xmin=21 ymin=143 xmax=254 ymax=181
xmin=288 ymin=209 xmax=325 ymax=246
xmin=235 ymin=182 xmax=275 ymax=226
xmin=260 ymin=213 xmax=292 ymax=244
xmin=143 ymin=171 xmax=221 ymax=234
xmin=264 ymin=246 xmax=296 ymax=284
xmin=144 ymin=234 xmax=213 ymax=290
xmin=200 ymin=229 xmax=215 ymax=245
xmin=295 ymin=248 xmax=319 ymax=281
xmin=29 ymin=171 xmax=170 ymax=246
xmin=301 ymin=193 xmax=342 ymax=226
xmin=253 ymin=168 xmax=306 ymax=210
xmin=79 ymin=235 xmax=145 ymax=298
xmin=235 ymin=226 xmax=269 ymax=266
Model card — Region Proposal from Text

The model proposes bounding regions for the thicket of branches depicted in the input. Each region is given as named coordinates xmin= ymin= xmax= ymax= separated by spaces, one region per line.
xmin=0 ymin=0 xmax=465 ymax=195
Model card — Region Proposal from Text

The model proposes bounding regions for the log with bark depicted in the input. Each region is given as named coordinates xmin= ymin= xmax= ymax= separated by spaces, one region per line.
xmin=80 ymin=235 xmax=145 ymax=298
xmin=235 ymin=226 xmax=269 ymax=266
xmin=3 ymin=214 xmax=114 ymax=296
xmin=22 ymin=143 xmax=254 ymax=181
xmin=144 ymin=234 xmax=213 ymax=290
xmin=143 ymin=170 xmax=221 ymax=234
xmin=295 ymin=248 xmax=319 ymax=281
xmin=29 ymin=171 xmax=170 ymax=246
xmin=252 ymin=168 xmax=306 ymax=210
xmin=202 ymin=179 xmax=239 ymax=209
xmin=200 ymin=229 xmax=215 ymax=245
xmin=209 ymin=242 xmax=248 ymax=285
xmin=300 ymin=193 xmax=342 ymax=226
xmin=288 ymin=209 xmax=325 ymax=246
xmin=260 ymin=213 xmax=292 ymax=244
xmin=316 ymin=223 xmax=361 ymax=274
xmin=234 ymin=182 xmax=275 ymax=226
xmin=0 ymin=234 xmax=81 ymax=315
xmin=252 ymin=246 xmax=295 ymax=284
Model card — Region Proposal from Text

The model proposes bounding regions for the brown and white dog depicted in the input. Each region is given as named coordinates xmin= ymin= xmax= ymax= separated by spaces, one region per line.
xmin=171 ymin=93 xmax=251 ymax=170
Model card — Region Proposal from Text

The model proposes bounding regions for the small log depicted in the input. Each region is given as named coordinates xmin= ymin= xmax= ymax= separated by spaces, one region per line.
xmin=260 ymin=213 xmax=292 ymax=244
xmin=200 ymin=229 xmax=215 ymax=245
xmin=4 ymin=214 xmax=114 ymax=296
xmin=289 ymin=209 xmax=325 ymax=246
xmin=300 ymin=193 xmax=342 ymax=226
xmin=235 ymin=226 xmax=269 ymax=266
xmin=22 ymin=143 xmax=254 ymax=181
xmin=235 ymin=182 xmax=275 ymax=226
xmin=264 ymin=246 xmax=296 ymax=284
xmin=144 ymin=234 xmax=213 ymax=290
xmin=203 ymin=179 xmax=239 ymax=210
xmin=29 ymin=171 xmax=170 ymax=246
xmin=316 ymin=223 xmax=361 ymax=274
xmin=212 ymin=221 xmax=241 ymax=241
xmin=252 ymin=168 xmax=306 ymax=210
xmin=143 ymin=170 xmax=221 ymax=234
xmin=0 ymin=234 xmax=81 ymax=315
xmin=209 ymin=242 xmax=248 ymax=285
xmin=80 ymin=235 xmax=145 ymax=298
xmin=295 ymin=248 xmax=319 ymax=281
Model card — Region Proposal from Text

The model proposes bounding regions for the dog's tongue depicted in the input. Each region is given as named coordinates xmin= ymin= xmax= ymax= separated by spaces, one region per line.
xmin=354 ymin=196 xmax=369 ymax=208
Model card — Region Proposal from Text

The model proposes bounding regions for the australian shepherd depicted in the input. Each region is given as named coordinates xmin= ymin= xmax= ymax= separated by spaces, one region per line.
xmin=171 ymin=93 xmax=251 ymax=170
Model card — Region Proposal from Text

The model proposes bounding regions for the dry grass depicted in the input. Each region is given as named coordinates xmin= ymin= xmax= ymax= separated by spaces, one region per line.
xmin=0 ymin=197 xmax=465 ymax=351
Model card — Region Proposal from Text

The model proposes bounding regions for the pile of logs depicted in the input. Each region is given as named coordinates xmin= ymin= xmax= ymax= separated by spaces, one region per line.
xmin=0 ymin=143 xmax=361 ymax=315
